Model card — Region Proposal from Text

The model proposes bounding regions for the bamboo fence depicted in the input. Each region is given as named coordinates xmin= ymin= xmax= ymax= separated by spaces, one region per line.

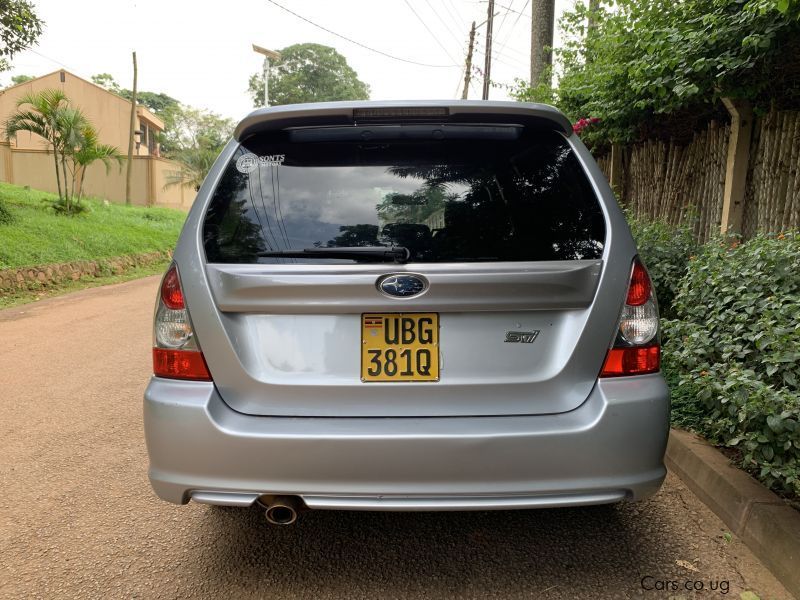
xmin=742 ymin=109 xmax=800 ymax=237
xmin=618 ymin=123 xmax=729 ymax=242
xmin=595 ymin=108 xmax=800 ymax=241
xmin=597 ymin=154 xmax=612 ymax=180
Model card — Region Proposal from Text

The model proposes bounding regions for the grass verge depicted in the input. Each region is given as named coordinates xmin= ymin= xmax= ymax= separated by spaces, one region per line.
xmin=0 ymin=182 xmax=185 ymax=269
xmin=0 ymin=260 xmax=169 ymax=310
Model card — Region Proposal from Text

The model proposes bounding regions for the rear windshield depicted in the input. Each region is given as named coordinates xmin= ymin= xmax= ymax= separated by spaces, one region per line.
xmin=203 ymin=127 xmax=605 ymax=264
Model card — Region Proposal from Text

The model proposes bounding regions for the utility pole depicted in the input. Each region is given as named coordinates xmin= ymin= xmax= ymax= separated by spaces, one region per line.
xmin=483 ymin=0 xmax=494 ymax=100
xmin=530 ymin=0 xmax=556 ymax=87
xmin=482 ymin=0 xmax=494 ymax=100
xmin=461 ymin=21 xmax=476 ymax=100
xmin=125 ymin=50 xmax=137 ymax=206
xmin=252 ymin=44 xmax=281 ymax=107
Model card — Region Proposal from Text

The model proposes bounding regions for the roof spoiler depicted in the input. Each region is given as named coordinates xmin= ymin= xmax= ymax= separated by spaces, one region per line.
xmin=233 ymin=100 xmax=573 ymax=141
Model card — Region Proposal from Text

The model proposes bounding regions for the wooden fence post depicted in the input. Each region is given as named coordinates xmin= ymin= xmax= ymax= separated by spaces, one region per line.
xmin=610 ymin=143 xmax=624 ymax=199
xmin=720 ymin=98 xmax=753 ymax=236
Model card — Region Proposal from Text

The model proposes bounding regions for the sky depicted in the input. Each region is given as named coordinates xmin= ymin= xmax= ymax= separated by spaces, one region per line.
xmin=5 ymin=0 xmax=569 ymax=123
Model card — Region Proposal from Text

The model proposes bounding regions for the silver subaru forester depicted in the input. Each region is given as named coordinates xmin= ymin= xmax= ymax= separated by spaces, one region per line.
xmin=144 ymin=101 xmax=669 ymax=525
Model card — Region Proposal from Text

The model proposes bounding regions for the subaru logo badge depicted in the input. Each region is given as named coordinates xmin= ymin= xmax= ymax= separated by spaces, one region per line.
xmin=377 ymin=274 xmax=428 ymax=299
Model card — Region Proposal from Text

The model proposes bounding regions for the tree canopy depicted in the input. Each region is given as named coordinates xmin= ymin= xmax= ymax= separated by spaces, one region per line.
xmin=163 ymin=106 xmax=233 ymax=190
xmin=89 ymin=72 xmax=231 ymax=186
xmin=0 ymin=0 xmax=43 ymax=72
xmin=514 ymin=0 xmax=800 ymax=147
xmin=10 ymin=73 xmax=33 ymax=85
xmin=248 ymin=43 xmax=370 ymax=107
xmin=91 ymin=73 xmax=180 ymax=117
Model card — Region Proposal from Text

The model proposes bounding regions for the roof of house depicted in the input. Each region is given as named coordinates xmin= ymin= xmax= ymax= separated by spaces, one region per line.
xmin=1 ymin=69 xmax=165 ymax=132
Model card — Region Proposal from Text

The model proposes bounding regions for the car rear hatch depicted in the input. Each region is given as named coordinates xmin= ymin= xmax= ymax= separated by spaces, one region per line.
xmin=184 ymin=102 xmax=625 ymax=417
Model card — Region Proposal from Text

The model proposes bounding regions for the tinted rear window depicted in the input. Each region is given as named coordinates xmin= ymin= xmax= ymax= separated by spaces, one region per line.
xmin=203 ymin=127 xmax=605 ymax=264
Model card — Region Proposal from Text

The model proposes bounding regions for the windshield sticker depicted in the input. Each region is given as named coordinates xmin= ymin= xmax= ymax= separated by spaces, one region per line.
xmin=236 ymin=153 xmax=286 ymax=173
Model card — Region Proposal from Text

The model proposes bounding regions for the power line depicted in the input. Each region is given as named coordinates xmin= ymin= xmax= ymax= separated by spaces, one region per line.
xmin=403 ymin=0 xmax=464 ymax=68
xmin=441 ymin=0 xmax=467 ymax=32
xmin=484 ymin=1 xmax=528 ymax=16
xmin=27 ymin=48 xmax=75 ymax=71
xmin=474 ymin=40 xmax=527 ymax=69
xmin=494 ymin=0 xmax=514 ymax=39
xmin=264 ymin=0 xmax=458 ymax=68
xmin=422 ymin=0 xmax=467 ymax=52
xmin=495 ymin=0 xmax=530 ymax=58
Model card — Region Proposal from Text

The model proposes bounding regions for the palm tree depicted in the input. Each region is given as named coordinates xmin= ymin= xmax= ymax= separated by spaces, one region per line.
xmin=4 ymin=89 xmax=70 ymax=203
xmin=55 ymin=106 xmax=90 ymax=210
xmin=164 ymin=145 xmax=218 ymax=193
xmin=73 ymin=126 xmax=124 ymax=199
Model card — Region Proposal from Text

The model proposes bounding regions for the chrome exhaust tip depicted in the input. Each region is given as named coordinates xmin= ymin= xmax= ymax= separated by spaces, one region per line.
xmin=259 ymin=495 xmax=304 ymax=526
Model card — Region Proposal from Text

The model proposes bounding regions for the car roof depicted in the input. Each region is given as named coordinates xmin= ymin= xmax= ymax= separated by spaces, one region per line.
xmin=233 ymin=100 xmax=573 ymax=141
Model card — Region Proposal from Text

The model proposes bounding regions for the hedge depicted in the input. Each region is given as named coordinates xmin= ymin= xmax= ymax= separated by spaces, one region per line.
xmin=630 ymin=217 xmax=800 ymax=496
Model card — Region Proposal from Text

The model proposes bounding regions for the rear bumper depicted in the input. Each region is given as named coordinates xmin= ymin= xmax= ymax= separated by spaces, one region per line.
xmin=143 ymin=375 xmax=670 ymax=510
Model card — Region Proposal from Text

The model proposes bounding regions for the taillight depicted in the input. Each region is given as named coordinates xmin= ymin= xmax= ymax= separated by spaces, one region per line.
xmin=152 ymin=264 xmax=211 ymax=381
xmin=600 ymin=258 xmax=660 ymax=377
xmin=625 ymin=260 xmax=651 ymax=306
xmin=160 ymin=267 xmax=185 ymax=309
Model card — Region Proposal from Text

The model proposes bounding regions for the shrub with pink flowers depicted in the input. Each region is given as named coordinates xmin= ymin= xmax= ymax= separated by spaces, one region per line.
xmin=572 ymin=117 xmax=600 ymax=135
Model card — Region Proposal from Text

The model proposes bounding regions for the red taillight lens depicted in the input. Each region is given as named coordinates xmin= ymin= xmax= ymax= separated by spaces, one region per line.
xmin=600 ymin=345 xmax=660 ymax=377
xmin=161 ymin=265 xmax=185 ymax=310
xmin=600 ymin=257 xmax=660 ymax=378
xmin=153 ymin=263 xmax=211 ymax=381
xmin=625 ymin=259 xmax=651 ymax=306
xmin=153 ymin=348 xmax=211 ymax=381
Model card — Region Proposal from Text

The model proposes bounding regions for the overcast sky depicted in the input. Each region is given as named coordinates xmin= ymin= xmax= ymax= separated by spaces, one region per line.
xmin=6 ymin=0 xmax=569 ymax=122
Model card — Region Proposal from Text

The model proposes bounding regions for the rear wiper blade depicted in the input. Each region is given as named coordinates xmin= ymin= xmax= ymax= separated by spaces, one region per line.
xmin=257 ymin=246 xmax=411 ymax=263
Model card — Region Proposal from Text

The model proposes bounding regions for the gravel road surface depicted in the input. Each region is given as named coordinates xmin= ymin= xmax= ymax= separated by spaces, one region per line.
xmin=0 ymin=276 xmax=792 ymax=599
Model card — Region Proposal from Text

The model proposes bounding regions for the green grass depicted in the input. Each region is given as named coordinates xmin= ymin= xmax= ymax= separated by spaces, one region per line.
xmin=0 ymin=183 xmax=186 ymax=269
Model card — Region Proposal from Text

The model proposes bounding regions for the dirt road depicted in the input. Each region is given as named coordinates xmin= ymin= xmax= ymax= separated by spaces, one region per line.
xmin=0 ymin=276 xmax=792 ymax=599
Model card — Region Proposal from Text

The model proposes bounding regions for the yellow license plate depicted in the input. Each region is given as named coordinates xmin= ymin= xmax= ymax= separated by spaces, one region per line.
xmin=361 ymin=313 xmax=439 ymax=382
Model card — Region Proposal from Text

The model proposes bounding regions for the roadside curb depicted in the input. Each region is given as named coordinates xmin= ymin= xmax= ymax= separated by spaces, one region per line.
xmin=666 ymin=428 xmax=800 ymax=598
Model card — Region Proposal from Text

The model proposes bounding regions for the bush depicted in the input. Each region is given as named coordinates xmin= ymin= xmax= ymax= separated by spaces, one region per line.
xmin=627 ymin=215 xmax=699 ymax=319
xmin=0 ymin=197 xmax=13 ymax=225
xmin=663 ymin=233 xmax=800 ymax=495
xmin=527 ymin=0 xmax=800 ymax=148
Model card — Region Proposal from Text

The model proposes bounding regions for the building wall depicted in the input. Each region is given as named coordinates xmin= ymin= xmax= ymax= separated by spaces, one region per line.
xmin=0 ymin=142 xmax=195 ymax=209
xmin=0 ymin=70 xmax=159 ymax=157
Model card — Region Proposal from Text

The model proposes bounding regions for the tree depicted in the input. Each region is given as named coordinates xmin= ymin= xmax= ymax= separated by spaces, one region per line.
xmin=90 ymin=70 xmax=229 ymax=187
xmin=91 ymin=73 xmax=179 ymax=116
xmin=10 ymin=73 xmax=33 ymax=85
xmin=0 ymin=0 xmax=43 ymax=72
xmin=530 ymin=0 xmax=556 ymax=87
xmin=72 ymin=126 xmax=124 ymax=199
xmin=4 ymin=89 xmax=122 ymax=213
xmin=247 ymin=43 xmax=370 ymax=107
xmin=90 ymin=73 xmax=121 ymax=94
xmin=164 ymin=106 xmax=233 ymax=191
xmin=513 ymin=0 xmax=800 ymax=148
xmin=5 ymin=89 xmax=70 ymax=205
xmin=55 ymin=106 xmax=89 ymax=207
xmin=91 ymin=72 xmax=181 ymax=153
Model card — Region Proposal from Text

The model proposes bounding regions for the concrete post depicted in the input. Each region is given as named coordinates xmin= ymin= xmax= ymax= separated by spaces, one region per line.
xmin=720 ymin=98 xmax=753 ymax=236
xmin=147 ymin=157 xmax=157 ymax=206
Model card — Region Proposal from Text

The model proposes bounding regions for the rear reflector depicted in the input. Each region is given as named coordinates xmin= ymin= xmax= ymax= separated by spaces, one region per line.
xmin=153 ymin=348 xmax=211 ymax=381
xmin=600 ymin=345 xmax=660 ymax=377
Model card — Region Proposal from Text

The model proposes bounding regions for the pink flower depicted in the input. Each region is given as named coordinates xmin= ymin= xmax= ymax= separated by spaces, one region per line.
xmin=572 ymin=116 xmax=601 ymax=134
